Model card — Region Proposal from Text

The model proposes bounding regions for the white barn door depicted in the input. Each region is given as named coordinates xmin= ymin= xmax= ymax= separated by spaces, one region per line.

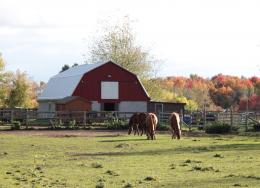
xmin=101 ymin=81 xmax=119 ymax=99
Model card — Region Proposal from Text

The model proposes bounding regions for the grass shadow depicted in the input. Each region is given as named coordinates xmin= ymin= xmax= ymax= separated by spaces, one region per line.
xmin=99 ymin=138 xmax=146 ymax=142
xmin=67 ymin=143 xmax=260 ymax=157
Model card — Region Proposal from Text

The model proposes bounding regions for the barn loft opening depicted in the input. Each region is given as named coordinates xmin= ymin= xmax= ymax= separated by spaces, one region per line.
xmin=103 ymin=103 xmax=118 ymax=111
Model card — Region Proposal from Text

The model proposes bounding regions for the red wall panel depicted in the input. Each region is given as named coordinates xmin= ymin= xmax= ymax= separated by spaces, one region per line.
xmin=72 ymin=62 xmax=150 ymax=102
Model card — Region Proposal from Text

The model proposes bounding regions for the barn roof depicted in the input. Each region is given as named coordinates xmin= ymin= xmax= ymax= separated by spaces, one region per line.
xmin=38 ymin=61 xmax=149 ymax=100
xmin=38 ymin=62 xmax=107 ymax=100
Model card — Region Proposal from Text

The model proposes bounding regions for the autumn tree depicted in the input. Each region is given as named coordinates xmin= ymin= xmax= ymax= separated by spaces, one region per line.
xmin=7 ymin=71 xmax=38 ymax=108
xmin=0 ymin=54 xmax=13 ymax=107
xmin=209 ymin=74 xmax=254 ymax=125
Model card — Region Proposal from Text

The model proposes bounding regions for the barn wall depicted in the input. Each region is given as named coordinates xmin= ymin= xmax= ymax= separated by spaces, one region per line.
xmin=148 ymin=102 xmax=185 ymax=114
xmin=38 ymin=101 xmax=56 ymax=112
xmin=91 ymin=101 xmax=101 ymax=111
xmin=63 ymin=100 xmax=91 ymax=111
xmin=73 ymin=62 xmax=149 ymax=102
xmin=119 ymin=101 xmax=147 ymax=112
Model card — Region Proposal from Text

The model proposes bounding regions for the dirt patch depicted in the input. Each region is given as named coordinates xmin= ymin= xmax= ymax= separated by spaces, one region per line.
xmin=0 ymin=129 xmax=207 ymax=138
xmin=0 ymin=130 xmax=126 ymax=137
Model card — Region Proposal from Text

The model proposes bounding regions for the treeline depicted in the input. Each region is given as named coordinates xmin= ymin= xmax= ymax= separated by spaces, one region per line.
xmin=152 ymin=74 xmax=259 ymax=111
xmin=0 ymin=54 xmax=45 ymax=108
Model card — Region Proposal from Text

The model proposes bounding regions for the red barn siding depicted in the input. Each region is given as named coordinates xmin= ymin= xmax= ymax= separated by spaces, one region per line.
xmin=72 ymin=62 xmax=150 ymax=102
xmin=56 ymin=98 xmax=91 ymax=111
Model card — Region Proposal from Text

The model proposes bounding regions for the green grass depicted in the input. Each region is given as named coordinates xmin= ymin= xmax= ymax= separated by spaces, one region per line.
xmin=0 ymin=132 xmax=260 ymax=188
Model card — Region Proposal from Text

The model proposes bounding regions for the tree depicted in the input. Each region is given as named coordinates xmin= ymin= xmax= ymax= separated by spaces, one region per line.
xmin=0 ymin=54 xmax=13 ymax=107
xmin=88 ymin=17 xmax=161 ymax=100
xmin=89 ymin=17 xmax=154 ymax=79
xmin=7 ymin=71 xmax=37 ymax=108
xmin=60 ymin=64 xmax=70 ymax=73
xmin=209 ymin=74 xmax=253 ymax=125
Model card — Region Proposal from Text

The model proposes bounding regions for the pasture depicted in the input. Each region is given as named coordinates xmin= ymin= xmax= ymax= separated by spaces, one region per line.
xmin=0 ymin=131 xmax=260 ymax=188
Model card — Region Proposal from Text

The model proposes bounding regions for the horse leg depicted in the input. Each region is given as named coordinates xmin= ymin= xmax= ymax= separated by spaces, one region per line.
xmin=177 ymin=129 xmax=181 ymax=139
xmin=171 ymin=129 xmax=174 ymax=139
xmin=137 ymin=125 xmax=140 ymax=136
xmin=133 ymin=124 xmax=137 ymax=135
xmin=128 ymin=126 xmax=133 ymax=135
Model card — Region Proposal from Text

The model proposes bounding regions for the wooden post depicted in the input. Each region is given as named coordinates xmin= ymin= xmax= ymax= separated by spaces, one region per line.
xmin=25 ymin=109 xmax=29 ymax=129
xmin=83 ymin=111 xmax=86 ymax=128
xmin=10 ymin=110 xmax=14 ymax=124
xmin=230 ymin=108 xmax=233 ymax=127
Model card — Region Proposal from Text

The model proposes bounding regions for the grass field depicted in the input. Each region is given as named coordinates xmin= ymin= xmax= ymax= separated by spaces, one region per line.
xmin=0 ymin=131 xmax=260 ymax=188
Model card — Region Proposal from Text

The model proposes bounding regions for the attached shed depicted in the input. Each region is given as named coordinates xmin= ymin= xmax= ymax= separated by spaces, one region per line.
xmin=55 ymin=96 xmax=91 ymax=111
xmin=38 ymin=61 xmax=150 ymax=113
xmin=148 ymin=101 xmax=186 ymax=115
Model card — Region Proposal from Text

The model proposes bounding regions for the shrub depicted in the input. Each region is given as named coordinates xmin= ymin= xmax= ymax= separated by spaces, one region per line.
xmin=65 ymin=120 xmax=77 ymax=129
xmin=253 ymin=123 xmax=260 ymax=132
xmin=157 ymin=123 xmax=170 ymax=131
xmin=49 ymin=119 xmax=63 ymax=129
xmin=106 ymin=119 xmax=128 ymax=130
xmin=205 ymin=122 xmax=231 ymax=134
xmin=11 ymin=121 xmax=21 ymax=130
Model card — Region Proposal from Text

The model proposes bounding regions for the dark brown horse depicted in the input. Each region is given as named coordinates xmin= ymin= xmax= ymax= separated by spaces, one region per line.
xmin=138 ymin=112 xmax=147 ymax=136
xmin=128 ymin=113 xmax=147 ymax=136
xmin=146 ymin=113 xmax=158 ymax=140
xmin=170 ymin=112 xmax=181 ymax=139
xmin=128 ymin=113 xmax=140 ymax=135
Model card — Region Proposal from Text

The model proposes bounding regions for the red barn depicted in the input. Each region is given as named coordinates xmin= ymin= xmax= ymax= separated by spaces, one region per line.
xmin=38 ymin=61 xmax=150 ymax=112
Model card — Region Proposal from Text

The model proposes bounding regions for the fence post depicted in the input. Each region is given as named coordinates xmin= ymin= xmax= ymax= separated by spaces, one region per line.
xmin=25 ymin=109 xmax=29 ymax=129
xmin=83 ymin=111 xmax=86 ymax=127
xmin=245 ymin=113 xmax=248 ymax=132
xmin=10 ymin=110 xmax=14 ymax=124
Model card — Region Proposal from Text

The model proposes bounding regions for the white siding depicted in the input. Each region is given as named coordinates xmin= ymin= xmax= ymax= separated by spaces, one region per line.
xmin=38 ymin=101 xmax=56 ymax=112
xmin=91 ymin=101 xmax=101 ymax=111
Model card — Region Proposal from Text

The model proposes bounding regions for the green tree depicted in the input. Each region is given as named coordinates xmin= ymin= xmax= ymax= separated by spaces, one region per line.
xmin=174 ymin=96 xmax=198 ymax=111
xmin=60 ymin=64 xmax=70 ymax=73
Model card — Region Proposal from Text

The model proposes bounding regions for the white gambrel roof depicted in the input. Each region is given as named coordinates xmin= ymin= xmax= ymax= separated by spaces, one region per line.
xmin=38 ymin=62 xmax=107 ymax=100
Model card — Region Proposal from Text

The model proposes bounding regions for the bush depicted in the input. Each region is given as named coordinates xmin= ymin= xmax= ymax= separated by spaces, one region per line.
xmin=106 ymin=119 xmax=128 ymax=130
xmin=65 ymin=120 xmax=78 ymax=129
xmin=11 ymin=121 xmax=21 ymax=130
xmin=49 ymin=119 xmax=63 ymax=129
xmin=205 ymin=122 xmax=231 ymax=134
xmin=157 ymin=123 xmax=170 ymax=131
xmin=253 ymin=123 xmax=260 ymax=132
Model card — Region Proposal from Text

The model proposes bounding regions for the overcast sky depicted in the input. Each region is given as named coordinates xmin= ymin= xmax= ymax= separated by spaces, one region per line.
xmin=0 ymin=0 xmax=260 ymax=82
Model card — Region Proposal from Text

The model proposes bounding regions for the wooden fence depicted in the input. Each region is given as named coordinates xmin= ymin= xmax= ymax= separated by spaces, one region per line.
xmin=158 ymin=111 xmax=260 ymax=130
xmin=1 ymin=108 xmax=259 ymax=129
xmin=0 ymin=108 xmax=135 ymax=126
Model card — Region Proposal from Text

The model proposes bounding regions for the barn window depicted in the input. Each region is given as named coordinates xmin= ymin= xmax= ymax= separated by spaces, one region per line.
xmin=101 ymin=81 xmax=119 ymax=99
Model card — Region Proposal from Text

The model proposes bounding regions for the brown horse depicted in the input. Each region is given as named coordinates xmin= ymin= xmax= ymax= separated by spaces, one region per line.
xmin=146 ymin=113 xmax=158 ymax=140
xmin=128 ymin=113 xmax=140 ymax=135
xmin=170 ymin=112 xmax=181 ymax=139
xmin=138 ymin=112 xmax=147 ymax=136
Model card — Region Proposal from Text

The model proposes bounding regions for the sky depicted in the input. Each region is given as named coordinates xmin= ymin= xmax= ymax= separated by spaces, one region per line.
xmin=0 ymin=0 xmax=260 ymax=82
